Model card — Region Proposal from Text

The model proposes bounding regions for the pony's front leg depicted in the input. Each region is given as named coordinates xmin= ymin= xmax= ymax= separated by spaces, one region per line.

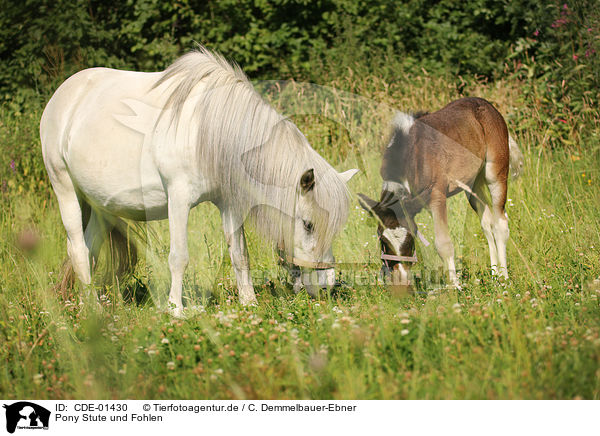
xmin=166 ymin=189 xmax=191 ymax=317
xmin=220 ymin=210 xmax=257 ymax=305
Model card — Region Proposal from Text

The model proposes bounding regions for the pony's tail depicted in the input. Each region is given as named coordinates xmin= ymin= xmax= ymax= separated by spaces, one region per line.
xmin=508 ymin=135 xmax=524 ymax=179
xmin=52 ymin=208 xmax=140 ymax=296
xmin=103 ymin=218 xmax=139 ymax=286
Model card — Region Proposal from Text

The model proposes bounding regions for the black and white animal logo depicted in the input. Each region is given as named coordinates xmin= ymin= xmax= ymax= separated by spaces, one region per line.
xmin=3 ymin=402 xmax=50 ymax=433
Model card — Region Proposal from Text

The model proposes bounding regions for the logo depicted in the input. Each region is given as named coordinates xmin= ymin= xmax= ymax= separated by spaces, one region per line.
xmin=2 ymin=402 xmax=50 ymax=433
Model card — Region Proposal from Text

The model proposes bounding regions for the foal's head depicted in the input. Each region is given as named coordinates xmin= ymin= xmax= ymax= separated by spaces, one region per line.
xmin=358 ymin=190 xmax=418 ymax=281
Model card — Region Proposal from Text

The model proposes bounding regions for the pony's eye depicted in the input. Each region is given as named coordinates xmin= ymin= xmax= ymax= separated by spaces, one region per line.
xmin=303 ymin=220 xmax=314 ymax=233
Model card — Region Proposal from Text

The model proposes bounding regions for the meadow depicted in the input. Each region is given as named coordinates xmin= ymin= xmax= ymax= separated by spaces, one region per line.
xmin=1 ymin=67 xmax=599 ymax=400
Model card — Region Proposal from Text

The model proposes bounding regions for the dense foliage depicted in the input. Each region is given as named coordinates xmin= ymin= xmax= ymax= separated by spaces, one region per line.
xmin=1 ymin=1 xmax=598 ymax=101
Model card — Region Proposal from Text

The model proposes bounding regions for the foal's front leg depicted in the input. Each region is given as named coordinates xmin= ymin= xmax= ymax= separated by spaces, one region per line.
xmin=430 ymin=194 xmax=461 ymax=289
xmin=220 ymin=210 xmax=257 ymax=305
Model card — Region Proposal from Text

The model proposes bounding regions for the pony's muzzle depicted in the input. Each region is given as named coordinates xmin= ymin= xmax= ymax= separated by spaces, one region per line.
xmin=277 ymin=248 xmax=336 ymax=294
xmin=302 ymin=267 xmax=336 ymax=296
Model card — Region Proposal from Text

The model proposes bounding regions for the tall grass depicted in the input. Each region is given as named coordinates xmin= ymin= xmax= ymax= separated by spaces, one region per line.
xmin=0 ymin=67 xmax=599 ymax=399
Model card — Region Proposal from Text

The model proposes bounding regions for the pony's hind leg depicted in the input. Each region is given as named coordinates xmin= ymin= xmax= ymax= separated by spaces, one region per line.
xmin=84 ymin=209 xmax=112 ymax=273
xmin=85 ymin=211 xmax=139 ymax=295
xmin=47 ymin=167 xmax=94 ymax=296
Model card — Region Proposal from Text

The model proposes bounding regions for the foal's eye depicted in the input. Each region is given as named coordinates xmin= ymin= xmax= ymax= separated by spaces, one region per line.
xmin=303 ymin=220 xmax=314 ymax=233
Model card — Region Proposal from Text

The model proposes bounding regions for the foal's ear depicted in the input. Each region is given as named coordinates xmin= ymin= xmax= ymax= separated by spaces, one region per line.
xmin=357 ymin=193 xmax=378 ymax=216
xmin=358 ymin=193 xmax=392 ymax=228
xmin=300 ymin=168 xmax=315 ymax=194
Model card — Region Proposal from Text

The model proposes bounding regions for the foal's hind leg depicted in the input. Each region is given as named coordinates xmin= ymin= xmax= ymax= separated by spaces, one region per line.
xmin=466 ymin=175 xmax=499 ymax=275
xmin=485 ymin=161 xmax=509 ymax=279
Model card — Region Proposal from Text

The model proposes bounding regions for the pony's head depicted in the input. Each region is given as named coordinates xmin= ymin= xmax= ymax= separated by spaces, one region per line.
xmin=236 ymin=118 xmax=357 ymax=295
xmin=280 ymin=167 xmax=358 ymax=295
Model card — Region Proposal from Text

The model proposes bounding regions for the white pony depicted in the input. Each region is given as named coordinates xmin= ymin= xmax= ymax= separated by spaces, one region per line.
xmin=40 ymin=46 xmax=358 ymax=316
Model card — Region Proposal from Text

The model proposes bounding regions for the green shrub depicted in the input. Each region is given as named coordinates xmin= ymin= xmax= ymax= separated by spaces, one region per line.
xmin=507 ymin=1 xmax=600 ymax=147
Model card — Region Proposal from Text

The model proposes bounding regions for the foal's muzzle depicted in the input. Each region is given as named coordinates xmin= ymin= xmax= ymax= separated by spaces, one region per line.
xmin=378 ymin=232 xmax=419 ymax=285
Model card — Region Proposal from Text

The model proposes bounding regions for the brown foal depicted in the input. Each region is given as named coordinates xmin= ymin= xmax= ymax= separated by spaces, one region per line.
xmin=359 ymin=97 xmax=523 ymax=288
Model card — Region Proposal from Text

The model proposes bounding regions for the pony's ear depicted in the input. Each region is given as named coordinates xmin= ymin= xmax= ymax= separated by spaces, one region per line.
xmin=357 ymin=193 xmax=378 ymax=216
xmin=338 ymin=168 xmax=359 ymax=184
xmin=300 ymin=168 xmax=315 ymax=194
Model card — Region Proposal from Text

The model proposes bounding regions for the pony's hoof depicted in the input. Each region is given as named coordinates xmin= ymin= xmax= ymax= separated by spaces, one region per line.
xmin=240 ymin=296 xmax=258 ymax=306
xmin=497 ymin=274 xmax=510 ymax=287
xmin=79 ymin=295 xmax=103 ymax=313
xmin=167 ymin=303 xmax=184 ymax=318
xmin=292 ymin=280 xmax=303 ymax=294
xmin=449 ymin=282 xmax=463 ymax=292
xmin=170 ymin=308 xmax=184 ymax=318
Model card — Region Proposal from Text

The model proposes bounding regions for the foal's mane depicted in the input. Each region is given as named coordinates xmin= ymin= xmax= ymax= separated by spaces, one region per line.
xmin=381 ymin=111 xmax=416 ymax=182
xmin=387 ymin=110 xmax=428 ymax=146
xmin=153 ymin=46 xmax=350 ymax=256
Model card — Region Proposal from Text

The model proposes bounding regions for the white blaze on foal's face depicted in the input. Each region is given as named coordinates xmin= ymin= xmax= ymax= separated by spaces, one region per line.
xmin=381 ymin=225 xmax=412 ymax=284
xmin=382 ymin=226 xmax=410 ymax=256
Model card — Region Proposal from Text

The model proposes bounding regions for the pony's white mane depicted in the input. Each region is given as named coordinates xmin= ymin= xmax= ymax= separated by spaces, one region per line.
xmin=154 ymin=46 xmax=350 ymax=256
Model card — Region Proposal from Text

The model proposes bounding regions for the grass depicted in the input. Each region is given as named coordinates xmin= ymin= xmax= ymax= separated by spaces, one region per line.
xmin=0 ymin=69 xmax=599 ymax=400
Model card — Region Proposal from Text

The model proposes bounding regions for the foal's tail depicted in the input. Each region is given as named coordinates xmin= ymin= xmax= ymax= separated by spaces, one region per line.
xmin=508 ymin=135 xmax=524 ymax=179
